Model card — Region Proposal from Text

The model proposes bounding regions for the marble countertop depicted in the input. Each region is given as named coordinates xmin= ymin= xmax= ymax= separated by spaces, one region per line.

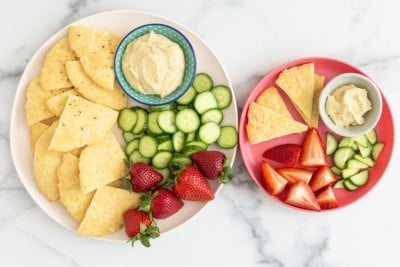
xmin=1 ymin=0 xmax=399 ymax=266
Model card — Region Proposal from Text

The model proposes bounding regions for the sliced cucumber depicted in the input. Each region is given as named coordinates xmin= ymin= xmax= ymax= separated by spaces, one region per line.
xmin=186 ymin=132 xmax=196 ymax=142
xmin=123 ymin=132 xmax=135 ymax=143
xmin=172 ymin=131 xmax=185 ymax=152
xmin=183 ymin=145 xmax=204 ymax=156
xmin=176 ymin=108 xmax=200 ymax=133
xmin=211 ymin=85 xmax=232 ymax=109
xmin=326 ymin=133 xmax=337 ymax=156
xmin=118 ymin=108 xmax=137 ymax=131
xmin=333 ymin=179 xmax=345 ymax=189
xmin=217 ymin=126 xmax=238 ymax=149
xmin=338 ymin=137 xmax=354 ymax=148
xmin=156 ymin=134 xmax=171 ymax=144
xmin=372 ymin=142 xmax=384 ymax=160
xmin=198 ymin=122 xmax=221 ymax=145
xmin=344 ymin=179 xmax=359 ymax=191
xmin=342 ymin=168 xmax=360 ymax=179
xmin=158 ymin=139 xmax=173 ymax=152
xmin=359 ymin=142 xmax=372 ymax=158
xmin=353 ymin=154 xmax=375 ymax=167
xmin=193 ymin=73 xmax=213 ymax=93
xmin=177 ymin=86 xmax=196 ymax=105
xmin=125 ymin=139 xmax=140 ymax=156
xmin=152 ymin=151 xmax=172 ymax=169
xmin=169 ymin=154 xmax=192 ymax=166
xmin=365 ymin=129 xmax=377 ymax=145
xmin=132 ymin=108 xmax=148 ymax=134
xmin=201 ymin=109 xmax=224 ymax=125
xmin=351 ymin=142 xmax=359 ymax=151
xmin=150 ymin=103 xmax=176 ymax=111
xmin=349 ymin=170 xmax=369 ymax=186
xmin=157 ymin=110 xmax=177 ymax=134
xmin=330 ymin=166 xmax=342 ymax=176
xmin=194 ymin=91 xmax=218 ymax=115
xmin=346 ymin=159 xmax=369 ymax=169
xmin=333 ymin=147 xmax=355 ymax=169
xmin=186 ymin=141 xmax=208 ymax=150
xmin=147 ymin=112 xmax=163 ymax=135
xmin=352 ymin=135 xmax=369 ymax=148
xmin=139 ymin=135 xmax=158 ymax=158
xmin=129 ymin=150 xmax=150 ymax=164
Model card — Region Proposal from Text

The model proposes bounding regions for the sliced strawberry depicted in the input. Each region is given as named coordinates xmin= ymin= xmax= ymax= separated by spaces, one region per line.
xmin=309 ymin=166 xmax=337 ymax=192
xmin=284 ymin=181 xmax=321 ymax=211
xmin=261 ymin=161 xmax=287 ymax=195
xmin=263 ymin=144 xmax=302 ymax=167
xmin=316 ymin=186 xmax=338 ymax=209
xmin=300 ymin=128 xmax=327 ymax=167
xmin=277 ymin=167 xmax=313 ymax=184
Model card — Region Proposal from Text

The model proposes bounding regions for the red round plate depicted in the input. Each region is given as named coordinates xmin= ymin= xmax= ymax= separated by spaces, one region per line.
xmin=239 ymin=57 xmax=394 ymax=211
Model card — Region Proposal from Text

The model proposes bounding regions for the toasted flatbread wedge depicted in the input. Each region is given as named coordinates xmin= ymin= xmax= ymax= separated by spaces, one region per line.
xmin=29 ymin=122 xmax=49 ymax=150
xmin=299 ymin=74 xmax=325 ymax=128
xmin=77 ymin=186 xmax=140 ymax=236
xmin=246 ymin=102 xmax=308 ymax=144
xmin=276 ymin=63 xmax=315 ymax=121
xmin=256 ymin=87 xmax=292 ymax=118
xmin=41 ymin=37 xmax=77 ymax=90
xmin=45 ymin=89 xmax=80 ymax=117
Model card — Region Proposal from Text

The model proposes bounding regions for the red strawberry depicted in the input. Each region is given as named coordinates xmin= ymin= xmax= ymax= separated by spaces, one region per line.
xmin=316 ymin=186 xmax=338 ymax=209
xmin=284 ymin=181 xmax=321 ymax=211
xmin=191 ymin=151 xmax=233 ymax=183
xmin=261 ymin=161 xmax=287 ymax=195
xmin=300 ymin=128 xmax=327 ymax=167
xmin=277 ymin=167 xmax=313 ymax=184
xmin=309 ymin=166 xmax=337 ymax=192
xmin=123 ymin=209 xmax=160 ymax=247
xmin=140 ymin=188 xmax=184 ymax=219
xmin=173 ymin=165 xmax=214 ymax=201
xmin=263 ymin=144 xmax=302 ymax=167
xmin=129 ymin=162 xmax=163 ymax=192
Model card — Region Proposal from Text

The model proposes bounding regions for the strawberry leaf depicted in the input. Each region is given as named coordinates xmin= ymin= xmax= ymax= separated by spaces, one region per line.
xmin=124 ymin=158 xmax=131 ymax=168
xmin=139 ymin=191 xmax=154 ymax=213
xmin=218 ymin=166 xmax=234 ymax=184
xmin=125 ymin=177 xmax=133 ymax=193
xmin=127 ymin=221 xmax=160 ymax=248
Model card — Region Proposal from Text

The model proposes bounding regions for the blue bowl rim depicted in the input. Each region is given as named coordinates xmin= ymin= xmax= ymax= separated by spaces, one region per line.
xmin=114 ymin=23 xmax=197 ymax=106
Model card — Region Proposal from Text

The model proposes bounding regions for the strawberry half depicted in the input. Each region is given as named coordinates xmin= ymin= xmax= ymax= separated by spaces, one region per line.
xmin=173 ymin=165 xmax=214 ymax=201
xmin=140 ymin=188 xmax=184 ymax=219
xmin=191 ymin=151 xmax=233 ymax=183
xmin=263 ymin=144 xmax=302 ymax=167
xmin=300 ymin=128 xmax=327 ymax=167
xmin=123 ymin=209 xmax=160 ymax=247
xmin=316 ymin=186 xmax=338 ymax=209
xmin=284 ymin=181 xmax=321 ymax=211
xmin=129 ymin=162 xmax=163 ymax=192
xmin=277 ymin=167 xmax=313 ymax=184
xmin=309 ymin=166 xmax=337 ymax=192
xmin=261 ymin=161 xmax=287 ymax=195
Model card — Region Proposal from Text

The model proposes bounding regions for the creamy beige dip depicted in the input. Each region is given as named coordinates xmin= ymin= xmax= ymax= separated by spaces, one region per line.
xmin=122 ymin=32 xmax=185 ymax=97
xmin=326 ymin=84 xmax=372 ymax=127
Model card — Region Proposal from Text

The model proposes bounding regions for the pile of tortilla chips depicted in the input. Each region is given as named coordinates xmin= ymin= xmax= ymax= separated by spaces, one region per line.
xmin=246 ymin=63 xmax=325 ymax=144
xmin=25 ymin=26 xmax=140 ymax=237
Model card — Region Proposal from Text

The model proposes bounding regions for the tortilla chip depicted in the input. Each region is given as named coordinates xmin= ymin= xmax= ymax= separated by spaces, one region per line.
xmin=68 ymin=26 xmax=121 ymax=90
xmin=298 ymin=74 xmax=325 ymax=127
xmin=25 ymin=77 xmax=67 ymax=125
xmin=108 ymin=179 xmax=122 ymax=188
xmin=276 ymin=63 xmax=315 ymax=121
xmin=79 ymin=133 xmax=127 ymax=194
xmin=255 ymin=87 xmax=292 ymax=118
xmin=65 ymin=61 xmax=127 ymax=110
xmin=41 ymin=37 xmax=77 ymax=90
xmin=246 ymin=102 xmax=308 ymax=144
xmin=29 ymin=122 xmax=50 ymax=150
xmin=41 ymin=116 xmax=59 ymax=126
xmin=57 ymin=153 xmax=94 ymax=222
xmin=45 ymin=89 xmax=79 ymax=117
xmin=33 ymin=122 xmax=63 ymax=201
xmin=48 ymin=95 xmax=118 ymax=152
xmin=77 ymin=186 xmax=140 ymax=236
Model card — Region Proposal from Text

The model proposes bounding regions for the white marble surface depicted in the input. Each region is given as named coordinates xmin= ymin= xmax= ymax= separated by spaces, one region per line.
xmin=1 ymin=0 xmax=399 ymax=266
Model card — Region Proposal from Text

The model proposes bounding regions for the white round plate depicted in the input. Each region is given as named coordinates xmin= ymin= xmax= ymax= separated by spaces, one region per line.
xmin=10 ymin=10 xmax=237 ymax=241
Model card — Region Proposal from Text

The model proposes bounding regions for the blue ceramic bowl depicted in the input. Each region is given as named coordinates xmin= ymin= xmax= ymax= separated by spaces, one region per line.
xmin=114 ymin=23 xmax=196 ymax=106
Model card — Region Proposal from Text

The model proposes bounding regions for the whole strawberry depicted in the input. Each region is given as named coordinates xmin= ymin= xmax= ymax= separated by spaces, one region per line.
xmin=191 ymin=151 xmax=233 ymax=183
xmin=129 ymin=162 xmax=163 ymax=192
xmin=123 ymin=209 xmax=160 ymax=247
xmin=141 ymin=188 xmax=184 ymax=219
xmin=173 ymin=165 xmax=214 ymax=201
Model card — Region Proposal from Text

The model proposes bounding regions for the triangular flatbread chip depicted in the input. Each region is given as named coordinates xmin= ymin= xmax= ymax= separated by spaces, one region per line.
xmin=246 ymin=102 xmax=308 ymax=144
xmin=77 ymin=186 xmax=140 ymax=236
xmin=256 ymin=87 xmax=292 ymax=118
xmin=57 ymin=153 xmax=94 ymax=222
xmin=45 ymin=89 xmax=80 ymax=117
xmin=29 ymin=122 xmax=49 ymax=150
xmin=33 ymin=122 xmax=62 ymax=201
xmin=41 ymin=37 xmax=77 ymax=90
xmin=299 ymin=74 xmax=325 ymax=128
xmin=49 ymin=95 xmax=118 ymax=152
xmin=79 ymin=133 xmax=127 ymax=194
xmin=276 ymin=63 xmax=315 ymax=121
xmin=68 ymin=26 xmax=121 ymax=90
xmin=65 ymin=61 xmax=126 ymax=110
